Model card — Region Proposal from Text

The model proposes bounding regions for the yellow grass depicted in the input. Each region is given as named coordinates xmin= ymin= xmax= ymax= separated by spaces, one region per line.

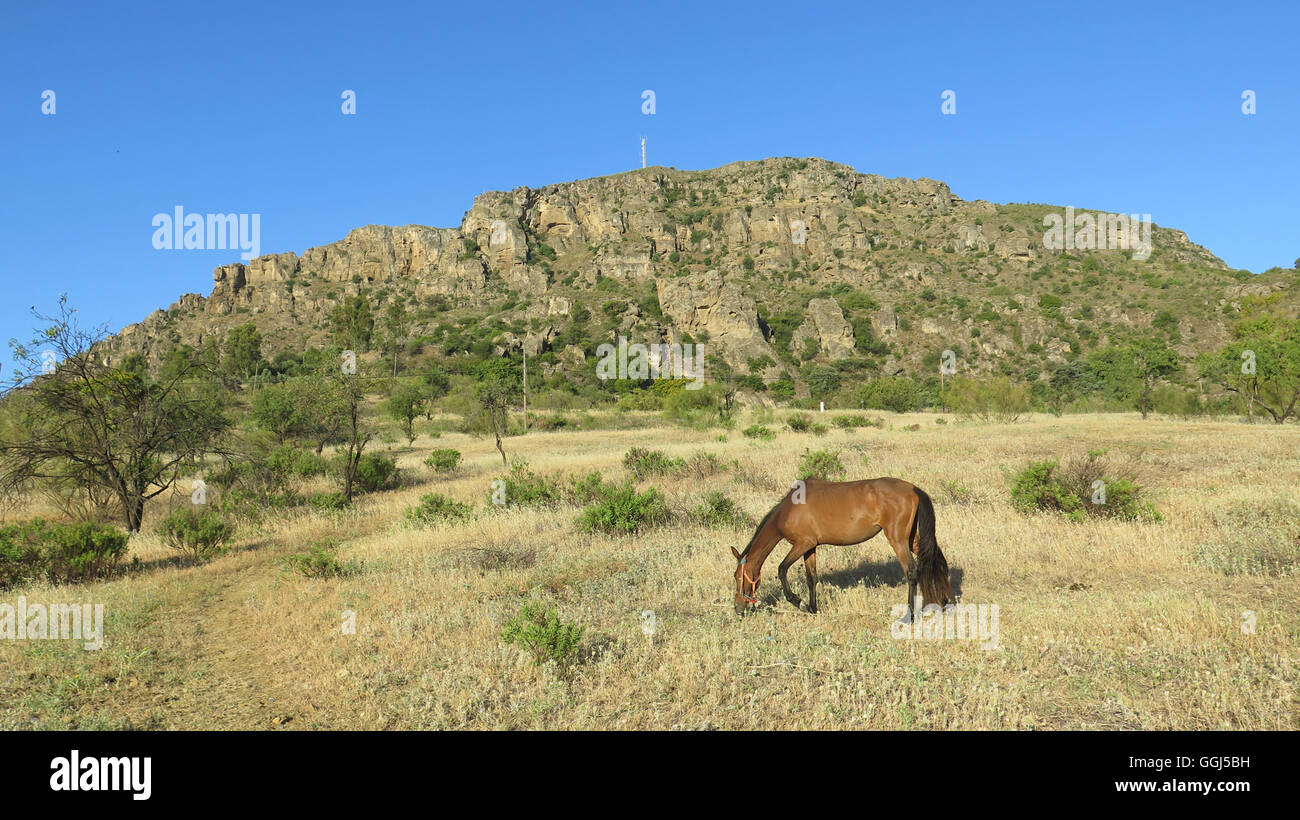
xmin=1 ymin=411 xmax=1297 ymax=730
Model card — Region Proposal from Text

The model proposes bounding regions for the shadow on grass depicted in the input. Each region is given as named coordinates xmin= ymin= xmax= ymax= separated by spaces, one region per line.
xmin=818 ymin=556 xmax=965 ymax=599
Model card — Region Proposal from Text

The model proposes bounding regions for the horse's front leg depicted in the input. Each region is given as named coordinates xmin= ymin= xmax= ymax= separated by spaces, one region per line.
xmin=778 ymin=542 xmax=816 ymax=611
xmin=803 ymin=549 xmax=818 ymax=614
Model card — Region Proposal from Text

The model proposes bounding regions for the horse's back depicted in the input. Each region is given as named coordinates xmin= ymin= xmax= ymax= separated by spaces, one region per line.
xmin=779 ymin=477 xmax=918 ymax=545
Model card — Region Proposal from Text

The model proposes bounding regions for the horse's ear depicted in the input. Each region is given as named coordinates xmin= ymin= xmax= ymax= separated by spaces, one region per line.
xmin=730 ymin=547 xmax=741 ymax=560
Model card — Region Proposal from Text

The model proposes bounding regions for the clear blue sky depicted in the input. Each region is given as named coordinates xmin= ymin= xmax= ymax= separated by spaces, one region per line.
xmin=2 ymin=0 xmax=1297 ymax=349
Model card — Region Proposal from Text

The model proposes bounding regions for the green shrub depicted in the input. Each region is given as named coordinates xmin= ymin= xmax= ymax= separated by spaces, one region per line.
xmin=500 ymin=600 xmax=584 ymax=667
xmin=945 ymin=376 xmax=1030 ymax=423
xmin=810 ymin=423 xmax=828 ymax=435
xmin=1009 ymin=453 xmax=1160 ymax=522
xmin=351 ymin=453 xmax=399 ymax=493
xmin=491 ymin=461 xmax=562 ymax=508
xmin=307 ymin=492 xmax=350 ymax=511
xmin=856 ymin=377 xmax=925 ymax=413
xmin=406 ymin=493 xmax=472 ymax=525
xmin=787 ymin=413 xmax=812 ymax=432
xmin=623 ymin=447 xmax=686 ymax=479
xmin=742 ymin=424 xmax=775 ymax=441
xmin=832 ymin=414 xmax=882 ymax=429
xmin=565 ymin=472 xmax=612 ymax=506
xmin=797 ymin=449 xmax=846 ymax=481
xmin=159 ymin=507 xmax=235 ymax=562
xmin=424 ymin=448 xmax=462 ymax=472
xmin=578 ymin=484 xmax=671 ymax=534
xmin=267 ymin=445 xmax=329 ymax=478
xmin=287 ymin=541 xmax=359 ymax=578
xmin=691 ymin=491 xmax=750 ymax=529
xmin=0 ymin=520 xmax=129 ymax=588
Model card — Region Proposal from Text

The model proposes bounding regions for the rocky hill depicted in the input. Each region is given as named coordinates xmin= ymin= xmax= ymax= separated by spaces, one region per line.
xmin=107 ymin=157 xmax=1295 ymax=390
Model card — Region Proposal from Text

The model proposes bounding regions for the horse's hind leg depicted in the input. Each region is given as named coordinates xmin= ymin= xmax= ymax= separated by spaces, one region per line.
xmin=884 ymin=522 xmax=917 ymax=624
xmin=778 ymin=540 xmax=817 ymax=612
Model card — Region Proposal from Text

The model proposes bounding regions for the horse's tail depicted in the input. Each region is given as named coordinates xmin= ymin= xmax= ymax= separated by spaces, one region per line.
xmin=911 ymin=486 xmax=952 ymax=606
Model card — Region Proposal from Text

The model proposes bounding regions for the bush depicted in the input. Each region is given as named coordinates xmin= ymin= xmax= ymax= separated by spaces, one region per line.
xmin=267 ymin=445 xmax=329 ymax=478
xmin=500 ymin=600 xmax=584 ymax=667
xmin=832 ymin=414 xmax=882 ymax=429
xmin=856 ymin=377 xmax=925 ymax=413
xmin=662 ymin=383 xmax=728 ymax=428
xmin=424 ymin=448 xmax=462 ymax=472
xmin=742 ymin=424 xmax=775 ymax=441
xmin=937 ymin=479 xmax=974 ymax=505
xmin=491 ymin=461 xmax=562 ymax=508
xmin=1009 ymin=452 xmax=1160 ymax=522
xmin=623 ymin=447 xmax=686 ymax=479
xmin=691 ymin=491 xmax=750 ymax=529
xmin=307 ymin=492 xmax=350 ymax=511
xmin=945 ymin=376 xmax=1030 ymax=423
xmin=0 ymin=520 xmax=129 ymax=588
xmin=351 ymin=452 xmax=400 ymax=493
xmin=287 ymin=541 xmax=359 ymax=578
xmin=682 ymin=450 xmax=727 ymax=479
xmin=159 ymin=507 xmax=235 ymax=562
xmin=406 ymin=493 xmax=472 ymax=525
xmin=787 ymin=413 xmax=812 ymax=432
xmin=565 ymin=471 xmax=612 ymax=506
xmin=578 ymin=484 xmax=671 ymax=534
xmin=797 ymin=449 xmax=847 ymax=481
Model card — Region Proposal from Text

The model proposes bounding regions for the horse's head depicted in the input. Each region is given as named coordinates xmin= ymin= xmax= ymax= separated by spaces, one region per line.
xmin=731 ymin=547 xmax=759 ymax=615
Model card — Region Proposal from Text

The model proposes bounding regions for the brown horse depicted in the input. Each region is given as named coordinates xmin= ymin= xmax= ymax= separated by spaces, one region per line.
xmin=731 ymin=477 xmax=952 ymax=619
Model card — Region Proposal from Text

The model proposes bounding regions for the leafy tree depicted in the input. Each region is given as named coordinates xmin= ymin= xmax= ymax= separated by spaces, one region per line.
xmin=381 ymin=299 xmax=412 ymax=377
xmin=385 ymin=381 xmax=428 ymax=443
xmin=330 ymin=291 xmax=375 ymax=352
xmin=1128 ymin=337 xmax=1181 ymax=419
xmin=1199 ymin=314 xmax=1300 ymax=423
xmin=423 ymin=363 xmax=451 ymax=404
xmin=224 ymin=322 xmax=264 ymax=379
xmin=335 ymin=370 xmax=372 ymax=501
xmin=803 ymin=363 xmax=842 ymax=399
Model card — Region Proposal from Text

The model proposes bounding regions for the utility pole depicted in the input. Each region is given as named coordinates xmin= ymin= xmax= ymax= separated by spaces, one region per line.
xmin=641 ymin=136 xmax=646 ymax=169
xmin=522 ymin=347 xmax=529 ymax=433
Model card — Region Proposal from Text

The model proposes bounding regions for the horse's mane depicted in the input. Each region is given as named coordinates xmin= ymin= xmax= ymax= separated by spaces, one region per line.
xmin=740 ymin=499 xmax=785 ymax=558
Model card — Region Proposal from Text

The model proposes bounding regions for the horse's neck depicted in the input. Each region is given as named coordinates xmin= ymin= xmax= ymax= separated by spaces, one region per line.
xmin=745 ymin=539 xmax=780 ymax=571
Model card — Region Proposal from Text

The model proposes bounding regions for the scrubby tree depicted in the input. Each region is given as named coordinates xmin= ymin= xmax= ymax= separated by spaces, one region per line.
xmin=385 ymin=381 xmax=428 ymax=444
xmin=2 ymin=298 xmax=229 ymax=531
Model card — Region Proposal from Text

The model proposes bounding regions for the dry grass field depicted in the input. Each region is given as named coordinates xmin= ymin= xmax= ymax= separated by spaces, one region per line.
xmin=2 ymin=411 xmax=1297 ymax=730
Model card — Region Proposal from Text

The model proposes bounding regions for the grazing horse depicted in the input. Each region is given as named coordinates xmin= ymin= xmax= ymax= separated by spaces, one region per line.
xmin=731 ymin=477 xmax=952 ymax=620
